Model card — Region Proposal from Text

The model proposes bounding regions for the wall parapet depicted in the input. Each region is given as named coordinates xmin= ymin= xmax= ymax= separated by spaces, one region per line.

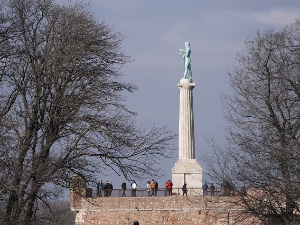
xmin=70 ymin=195 xmax=259 ymax=225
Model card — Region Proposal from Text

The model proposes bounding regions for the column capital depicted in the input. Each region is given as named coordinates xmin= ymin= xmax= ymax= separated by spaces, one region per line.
xmin=178 ymin=82 xmax=195 ymax=89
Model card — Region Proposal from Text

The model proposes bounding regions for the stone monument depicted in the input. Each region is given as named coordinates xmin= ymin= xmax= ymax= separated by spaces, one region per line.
xmin=172 ymin=42 xmax=203 ymax=195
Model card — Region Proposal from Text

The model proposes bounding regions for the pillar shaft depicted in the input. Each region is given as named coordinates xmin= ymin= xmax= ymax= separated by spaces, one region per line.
xmin=178 ymin=82 xmax=195 ymax=159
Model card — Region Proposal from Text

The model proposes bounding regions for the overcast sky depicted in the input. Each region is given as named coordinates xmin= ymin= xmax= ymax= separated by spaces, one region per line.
xmin=57 ymin=0 xmax=300 ymax=189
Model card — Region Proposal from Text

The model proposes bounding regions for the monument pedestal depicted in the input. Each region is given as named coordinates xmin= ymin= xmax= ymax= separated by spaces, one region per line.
xmin=172 ymin=159 xmax=203 ymax=196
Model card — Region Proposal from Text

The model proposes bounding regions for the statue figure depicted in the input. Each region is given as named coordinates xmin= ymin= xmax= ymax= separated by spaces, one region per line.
xmin=179 ymin=42 xmax=192 ymax=80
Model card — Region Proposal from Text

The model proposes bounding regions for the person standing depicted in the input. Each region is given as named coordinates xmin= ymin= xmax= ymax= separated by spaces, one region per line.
xmin=150 ymin=180 xmax=156 ymax=196
xmin=210 ymin=183 xmax=215 ymax=196
xmin=97 ymin=180 xmax=103 ymax=197
xmin=104 ymin=181 xmax=109 ymax=197
xmin=121 ymin=180 xmax=127 ymax=197
xmin=202 ymin=182 xmax=208 ymax=196
xmin=131 ymin=180 xmax=137 ymax=197
xmin=164 ymin=181 xmax=168 ymax=196
xmin=107 ymin=182 xmax=113 ymax=197
xmin=147 ymin=181 xmax=151 ymax=197
xmin=167 ymin=180 xmax=173 ymax=196
xmin=154 ymin=180 xmax=158 ymax=196
xmin=182 ymin=183 xmax=188 ymax=196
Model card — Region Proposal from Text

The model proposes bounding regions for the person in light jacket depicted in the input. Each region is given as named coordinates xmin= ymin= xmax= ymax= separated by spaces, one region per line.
xmin=147 ymin=181 xmax=151 ymax=197
xmin=131 ymin=180 xmax=137 ymax=197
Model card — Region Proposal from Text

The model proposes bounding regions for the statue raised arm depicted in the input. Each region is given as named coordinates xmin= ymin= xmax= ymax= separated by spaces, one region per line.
xmin=179 ymin=42 xmax=192 ymax=80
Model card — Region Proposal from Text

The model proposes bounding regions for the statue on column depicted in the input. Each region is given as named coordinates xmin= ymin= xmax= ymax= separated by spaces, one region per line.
xmin=179 ymin=42 xmax=192 ymax=80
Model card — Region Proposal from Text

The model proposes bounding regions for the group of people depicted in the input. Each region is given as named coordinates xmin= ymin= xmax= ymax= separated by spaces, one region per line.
xmin=95 ymin=180 xmax=139 ymax=197
xmin=202 ymin=182 xmax=215 ymax=196
xmin=147 ymin=180 xmax=159 ymax=196
xmin=220 ymin=180 xmax=247 ymax=196
xmin=96 ymin=179 xmax=247 ymax=198
xmin=97 ymin=180 xmax=113 ymax=197
xmin=164 ymin=180 xmax=173 ymax=196
xmin=97 ymin=179 xmax=190 ymax=197
xmin=120 ymin=180 xmax=138 ymax=197
xmin=203 ymin=181 xmax=247 ymax=196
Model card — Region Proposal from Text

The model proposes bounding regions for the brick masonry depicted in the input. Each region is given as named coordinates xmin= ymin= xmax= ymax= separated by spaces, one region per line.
xmin=70 ymin=190 xmax=260 ymax=225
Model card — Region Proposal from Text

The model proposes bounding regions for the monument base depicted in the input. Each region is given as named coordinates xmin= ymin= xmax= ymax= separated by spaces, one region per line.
xmin=180 ymin=78 xmax=193 ymax=83
xmin=172 ymin=159 xmax=203 ymax=196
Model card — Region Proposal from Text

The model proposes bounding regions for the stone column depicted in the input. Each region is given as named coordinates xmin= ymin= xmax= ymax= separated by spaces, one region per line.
xmin=172 ymin=79 xmax=202 ymax=196
xmin=178 ymin=81 xmax=195 ymax=159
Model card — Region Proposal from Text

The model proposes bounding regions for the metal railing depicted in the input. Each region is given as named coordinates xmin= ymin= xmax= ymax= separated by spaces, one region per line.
xmin=85 ymin=187 xmax=246 ymax=198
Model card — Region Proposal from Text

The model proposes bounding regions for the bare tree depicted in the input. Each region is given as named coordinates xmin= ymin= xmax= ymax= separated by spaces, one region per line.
xmin=31 ymin=201 xmax=75 ymax=225
xmin=208 ymin=19 xmax=300 ymax=224
xmin=0 ymin=0 xmax=176 ymax=224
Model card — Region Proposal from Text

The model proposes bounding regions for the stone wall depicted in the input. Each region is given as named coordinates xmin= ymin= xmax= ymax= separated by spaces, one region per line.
xmin=70 ymin=191 xmax=260 ymax=225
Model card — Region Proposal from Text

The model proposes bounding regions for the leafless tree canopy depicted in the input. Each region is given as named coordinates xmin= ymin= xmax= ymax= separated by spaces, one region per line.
xmin=31 ymin=201 xmax=75 ymax=225
xmin=0 ymin=0 xmax=176 ymax=224
xmin=209 ymin=19 xmax=300 ymax=224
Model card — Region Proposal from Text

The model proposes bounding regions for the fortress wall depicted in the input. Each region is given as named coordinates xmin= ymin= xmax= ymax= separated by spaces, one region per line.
xmin=71 ymin=193 xmax=260 ymax=225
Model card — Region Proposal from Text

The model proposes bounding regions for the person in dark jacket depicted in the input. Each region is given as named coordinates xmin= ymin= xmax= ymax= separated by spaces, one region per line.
xmin=154 ymin=180 xmax=158 ymax=196
xmin=202 ymin=182 xmax=208 ymax=196
xmin=107 ymin=182 xmax=113 ymax=197
xmin=210 ymin=183 xmax=215 ymax=196
xmin=182 ymin=183 xmax=188 ymax=196
xmin=97 ymin=180 xmax=104 ymax=197
xmin=121 ymin=180 xmax=127 ymax=197
xmin=104 ymin=181 xmax=108 ymax=197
